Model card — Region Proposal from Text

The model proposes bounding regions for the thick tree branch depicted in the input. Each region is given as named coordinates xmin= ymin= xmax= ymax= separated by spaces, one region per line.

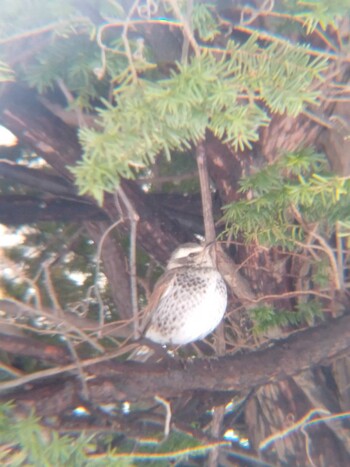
xmin=1 ymin=312 xmax=349 ymax=412
xmin=0 ymin=194 xmax=108 ymax=224
xmin=0 ymin=85 xmax=80 ymax=179
xmin=0 ymin=83 xmax=193 ymax=264
xmin=0 ymin=333 xmax=71 ymax=364
xmin=85 ymin=221 xmax=132 ymax=320
xmin=93 ymin=312 xmax=350 ymax=399
xmin=0 ymin=160 xmax=76 ymax=196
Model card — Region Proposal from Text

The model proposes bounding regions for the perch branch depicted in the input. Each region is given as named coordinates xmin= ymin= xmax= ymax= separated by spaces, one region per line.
xmin=196 ymin=141 xmax=216 ymax=244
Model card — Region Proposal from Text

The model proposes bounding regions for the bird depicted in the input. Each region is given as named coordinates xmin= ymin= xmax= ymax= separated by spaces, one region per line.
xmin=140 ymin=242 xmax=227 ymax=346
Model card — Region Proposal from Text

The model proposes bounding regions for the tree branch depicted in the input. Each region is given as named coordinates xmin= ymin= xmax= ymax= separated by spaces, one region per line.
xmin=0 ymin=83 xmax=194 ymax=264
xmin=196 ymin=140 xmax=216 ymax=243
xmin=1 ymin=312 xmax=350 ymax=409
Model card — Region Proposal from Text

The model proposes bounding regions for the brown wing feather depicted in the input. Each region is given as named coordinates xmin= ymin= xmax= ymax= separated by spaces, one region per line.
xmin=140 ymin=269 xmax=177 ymax=334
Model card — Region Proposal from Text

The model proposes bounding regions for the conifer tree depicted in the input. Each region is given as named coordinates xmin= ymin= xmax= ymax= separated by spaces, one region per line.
xmin=0 ymin=1 xmax=350 ymax=465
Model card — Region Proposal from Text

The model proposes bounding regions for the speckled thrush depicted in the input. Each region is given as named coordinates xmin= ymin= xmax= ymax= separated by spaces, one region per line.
xmin=142 ymin=242 xmax=227 ymax=345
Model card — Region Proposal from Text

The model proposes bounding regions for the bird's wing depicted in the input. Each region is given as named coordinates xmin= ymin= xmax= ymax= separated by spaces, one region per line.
xmin=139 ymin=269 xmax=177 ymax=334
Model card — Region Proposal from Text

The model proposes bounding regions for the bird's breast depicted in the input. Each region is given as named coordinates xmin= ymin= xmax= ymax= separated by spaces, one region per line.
xmin=145 ymin=267 xmax=227 ymax=345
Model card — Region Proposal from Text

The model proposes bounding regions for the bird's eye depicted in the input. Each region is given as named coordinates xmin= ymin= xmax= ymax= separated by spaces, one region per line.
xmin=188 ymin=252 xmax=197 ymax=258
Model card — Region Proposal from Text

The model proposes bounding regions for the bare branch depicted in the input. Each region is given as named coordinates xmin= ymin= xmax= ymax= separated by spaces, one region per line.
xmin=94 ymin=220 xmax=123 ymax=328
xmin=116 ymin=188 xmax=140 ymax=338
xmin=196 ymin=141 xmax=216 ymax=244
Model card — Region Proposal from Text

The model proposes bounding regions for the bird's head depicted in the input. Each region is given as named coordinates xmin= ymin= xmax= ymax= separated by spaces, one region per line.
xmin=167 ymin=242 xmax=216 ymax=270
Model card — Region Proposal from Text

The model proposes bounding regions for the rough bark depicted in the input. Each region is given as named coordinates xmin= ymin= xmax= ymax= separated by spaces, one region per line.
xmin=1 ymin=311 xmax=349 ymax=401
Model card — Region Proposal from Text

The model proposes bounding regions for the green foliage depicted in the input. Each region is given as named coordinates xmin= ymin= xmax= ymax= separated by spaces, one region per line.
xmin=191 ymin=3 xmax=220 ymax=42
xmin=0 ymin=403 xmax=215 ymax=467
xmin=275 ymin=0 xmax=350 ymax=33
xmin=294 ymin=0 xmax=350 ymax=33
xmin=251 ymin=301 xmax=324 ymax=334
xmin=338 ymin=221 xmax=350 ymax=241
xmin=25 ymin=34 xmax=104 ymax=108
xmin=0 ymin=403 xmax=93 ymax=466
xmin=223 ymin=149 xmax=348 ymax=325
xmin=72 ymin=37 xmax=327 ymax=201
xmin=312 ymin=257 xmax=332 ymax=287
xmin=223 ymin=149 xmax=350 ymax=246
xmin=112 ymin=431 xmax=217 ymax=466
xmin=1 ymin=2 xmax=349 ymax=463
xmin=0 ymin=0 xmax=334 ymax=203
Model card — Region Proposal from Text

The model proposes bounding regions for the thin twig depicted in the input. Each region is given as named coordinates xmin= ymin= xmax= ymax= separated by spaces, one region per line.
xmin=310 ymin=231 xmax=342 ymax=290
xmin=335 ymin=221 xmax=344 ymax=290
xmin=136 ymin=170 xmax=198 ymax=185
xmin=239 ymin=3 xmax=339 ymax=53
xmin=116 ymin=188 xmax=140 ymax=339
xmin=42 ymin=258 xmax=62 ymax=313
xmin=301 ymin=425 xmax=317 ymax=467
xmin=154 ymin=395 xmax=172 ymax=438
xmin=94 ymin=220 xmax=123 ymax=330
xmin=56 ymin=78 xmax=87 ymax=127
xmin=64 ymin=338 xmax=90 ymax=399
xmin=0 ymin=298 xmax=105 ymax=353
xmin=180 ymin=0 xmax=193 ymax=63
xmin=122 ymin=0 xmax=141 ymax=83
xmin=0 ymin=19 xmax=89 ymax=45
xmin=0 ymin=343 xmax=140 ymax=393
xmin=240 ymin=0 xmax=274 ymax=26
xmin=251 ymin=289 xmax=332 ymax=303
xmin=291 ymin=204 xmax=342 ymax=290
xmin=0 ymin=252 xmax=42 ymax=308
xmin=0 ymin=318 xmax=87 ymax=341
xmin=301 ymin=109 xmax=333 ymax=129
xmin=167 ymin=0 xmax=201 ymax=57
xmin=234 ymin=25 xmax=349 ymax=62
xmin=95 ymin=15 xmax=348 ymax=68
